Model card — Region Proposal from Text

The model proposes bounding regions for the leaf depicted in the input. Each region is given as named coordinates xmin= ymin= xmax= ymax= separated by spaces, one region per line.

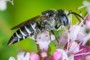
xmin=48 ymin=41 xmax=56 ymax=55
xmin=51 ymin=30 xmax=60 ymax=38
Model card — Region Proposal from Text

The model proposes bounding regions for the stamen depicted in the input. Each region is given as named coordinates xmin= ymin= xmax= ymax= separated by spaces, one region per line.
xmin=74 ymin=52 xmax=90 ymax=56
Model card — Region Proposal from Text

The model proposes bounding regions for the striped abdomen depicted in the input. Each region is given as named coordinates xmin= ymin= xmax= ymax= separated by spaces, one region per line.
xmin=8 ymin=22 xmax=39 ymax=45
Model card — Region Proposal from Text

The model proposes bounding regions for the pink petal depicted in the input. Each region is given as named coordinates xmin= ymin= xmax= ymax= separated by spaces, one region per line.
xmin=59 ymin=32 xmax=68 ymax=45
xmin=85 ymin=54 xmax=90 ymax=60
xmin=68 ymin=25 xmax=81 ymax=41
xmin=50 ymin=49 xmax=62 ymax=60
xmin=74 ymin=46 xmax=90 ymax=60
xmin=51 ymin=49 xmax=69 ymax=60
xmin=68 ymin=41 xmax=80 ymax=54
xmin=30 ymin=53 xmax=40 ymax=60
xmin=85 ymin=17 xmax=90 ymax=21
xmin=85 ymin=20 xmax=90 ymax=29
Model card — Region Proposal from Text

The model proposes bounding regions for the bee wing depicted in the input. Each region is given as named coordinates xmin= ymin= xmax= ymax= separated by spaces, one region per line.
xmin=11 ymin=15 xmax=49 ymax=30
xmin=11 ymin=15 xmax=40 ymax=30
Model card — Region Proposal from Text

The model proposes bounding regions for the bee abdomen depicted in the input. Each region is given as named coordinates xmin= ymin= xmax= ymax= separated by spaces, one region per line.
xmin=8 ymin=23 xmax=36 ymax=45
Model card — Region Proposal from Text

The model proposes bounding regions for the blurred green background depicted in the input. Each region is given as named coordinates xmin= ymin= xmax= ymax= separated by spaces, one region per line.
xmin=0 ymin=0 xmax=89 ymax=60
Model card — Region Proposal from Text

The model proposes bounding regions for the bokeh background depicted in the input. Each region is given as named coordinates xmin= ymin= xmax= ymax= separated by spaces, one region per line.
xmin=0 ymin=0 xmax=89 ymax=60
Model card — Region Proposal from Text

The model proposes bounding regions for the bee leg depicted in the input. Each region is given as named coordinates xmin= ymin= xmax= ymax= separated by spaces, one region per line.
xmin=34 ymin=32 xmax=37 ymax=40
xmin=37 ymin=44 xmax=41 ymax=52
xmin=34 ymin=29 xmax=40 ymax=41
xmin=56 ymin=37 xmax=59 ymax=43
xmin=49 ymin=32 xmax=51 ymax=41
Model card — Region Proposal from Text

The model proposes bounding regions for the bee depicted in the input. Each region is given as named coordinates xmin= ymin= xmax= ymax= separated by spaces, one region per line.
xmin=7 ymin=9 xmax=84 ymax=45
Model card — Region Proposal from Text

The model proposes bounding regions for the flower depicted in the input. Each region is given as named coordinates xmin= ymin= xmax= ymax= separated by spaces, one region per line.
xmin=9 ymin=57 xmax=15 ymax=60
xmin=9 ymin=22 xmax=90 ymax=60
xmin=17 ymin=52 xmax=30 ymax=60
xmin=65 ymin=41 xmax=80 ymax=55
xmin=0 ymin=0 xmax=6 ymax=10
xmin=77 ymin=1 xmax=90 ymax=45
xmin=9 ymin=31 xmax=55 ymax=60
xmin=74 ymin=46 xmax=90 ymax=60
xmin=78 ymin=0 xmax=90 ymax=29
xmin=50 ymin=49 xmax=62 ymax=60
xmin=36 ymin=31 xmax=55 ymax=50
xmin=0 ymin=0 xmax=14 ymax=11
xmin=9 ymin=52 xmax=40 ymax=60
xmin=59 ymin=24 xmax=83 ymax=45
xmin=36 ymin=31 xmax=55 ymax=60
xmin=59 ymin=49 xmax=69 ymax=60
xmin=85 ymin=15 xmax=90 ymax=30
xmin=68 ymin=25 xmax=81 ymax=41
xmin=59 ymin=31 xmax=68 ymax=45
xmin=59 ymin=21 xmax=90 ymax=45
xmin=30 ymin=53 xmax=40 ymax=60
xmin=58 ymin=21 xmax=90 ymax=60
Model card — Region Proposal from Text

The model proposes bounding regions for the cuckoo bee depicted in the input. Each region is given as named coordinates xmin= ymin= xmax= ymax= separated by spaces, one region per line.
xmin=7 ymin=9 xmax=84 ymax=45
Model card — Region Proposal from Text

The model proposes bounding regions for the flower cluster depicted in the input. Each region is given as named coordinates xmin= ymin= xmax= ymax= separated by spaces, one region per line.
xmin=9 ymin=52 xmax=40 ymax=60
xmin=9 ymin=1 xmax=90 ymax=60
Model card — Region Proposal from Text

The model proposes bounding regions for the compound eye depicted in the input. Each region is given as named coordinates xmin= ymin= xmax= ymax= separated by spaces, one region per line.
xmin=59 ymin=15 xmax=69 ymax=26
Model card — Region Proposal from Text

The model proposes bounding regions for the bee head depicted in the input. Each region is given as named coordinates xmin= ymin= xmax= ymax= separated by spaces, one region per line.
xmin=58 ymin=9 xmax=69 ymax=26
xmin=55 ymin=9 xmax=84 ymax=29
xmin=55 ymin=9 xmax=69 ymax=29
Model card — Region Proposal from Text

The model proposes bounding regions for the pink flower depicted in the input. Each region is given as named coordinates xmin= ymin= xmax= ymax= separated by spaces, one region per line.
xmin=59 ymin=23 xmax=90 ymax=46
xmin=74 ymin=46 xmax=90 ymax=60
xmin=78 ymin=1 xmax=90 ymax=28
xmin=59 ymin=24 xmax=82 ymax=45
xmin=76 ymin=21 xmax=90 ymax=45
xmin=85 ymin=16 xmax=90 ymax=21
xmin=65 ymin=41 xmax=80 ymax=55
xmin=51 ymin=49 xmax=69 ymax=60
xmin=9 ymin=52 xmax=40 ymax=60
xmin=85 ymin=16 xmax=90 ymax=29
xmin=30 ymin=53 xmax=40 ymax=60
xmin=59 ymin=25 xmax=83 ymax=47
xmin=59 ymin=31 xmax=68 ymax=45
xmin=50 ymin=49 xmax=62 ymax=60
xmin=68 ymin=25 xmax=81 ymax=41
